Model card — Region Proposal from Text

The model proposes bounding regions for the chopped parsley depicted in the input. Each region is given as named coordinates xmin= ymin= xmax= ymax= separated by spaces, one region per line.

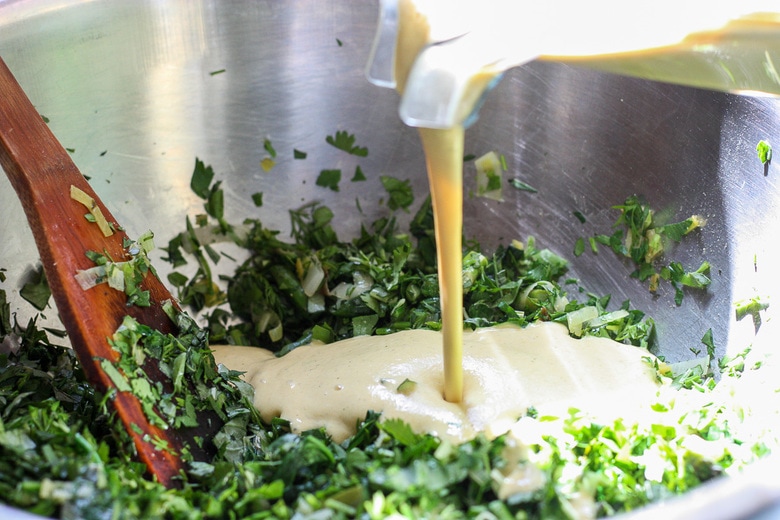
xmin=326 ymin=130 xmax=368 ymax=157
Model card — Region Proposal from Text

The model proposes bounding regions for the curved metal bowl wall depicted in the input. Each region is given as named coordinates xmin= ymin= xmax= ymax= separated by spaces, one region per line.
xmin=1 ymin=1 xmax=779 ymax=518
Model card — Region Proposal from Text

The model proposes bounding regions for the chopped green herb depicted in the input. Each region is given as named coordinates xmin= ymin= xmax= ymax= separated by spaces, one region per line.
xmin=326 ymin=130 xmax=368 ymax=157
xmin=573 ymin=237 xmax=585 ymax=257
xmin=73 ymin=231 xmax=156 ymax=307
xmin=0 ymin=305 xmax=767 ymax=519
xmin=167 ymin=271 xmax=189 ymax=287
xmin=263 ymin=138 xmax=277 ymax=158
xmin=316 ymin=169 xmax=342 ymax=191
xmin=509 ymin=178 xmax=538 ymax=193
xmin=293 ymin=148 xmax=307 ymax=159
xmin=573 ymin=210 xmax=587 ymax=224
xmin=604 ymin=195 xmax=709 ymax=304
xmin=735 ymin=295 xmax=769 ymax=332
xmin=380 ymin=175 xmax=414 ymax=211
xmin=209 ymin=68 xmax=226 ymax=76
xmin=701 ymin=328 xmax=716 ymax=359
xmin=0 ymin=155 xmax=767 ymax=520
xmin=588 ymin=236 xmax=599 ymax=254
xmin=20 ymin=265 xmax=51 ymax=311
xmin=252 ymin=192 xmax=264 ymax=207
xmin=190 ymin=158 xmax=215 ymax=199
xmin=351 ymin=165 xmax=366 ymax=182
xmin=757 ymin=139 xmax=772 ymax=164
xmin=173 ymin=165 xmax=653 ymax=351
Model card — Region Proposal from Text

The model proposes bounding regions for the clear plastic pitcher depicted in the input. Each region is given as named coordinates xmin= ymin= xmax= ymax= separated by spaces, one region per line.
xmin=367 ymin=0 xmax=780 ymax=128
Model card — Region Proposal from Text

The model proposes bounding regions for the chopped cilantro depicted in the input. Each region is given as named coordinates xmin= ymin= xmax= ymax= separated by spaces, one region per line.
xmin=209 ymin=68 xmax=226 ymax=76
xmin=293 ymin=148 xmax=307 ymax=159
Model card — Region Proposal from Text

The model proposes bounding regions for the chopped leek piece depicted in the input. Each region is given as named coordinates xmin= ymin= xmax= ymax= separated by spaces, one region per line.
xmin=70 ymin=185 xmax=114 ymax=237
xmin=396 ymin=378 xmax=417 ymax=396
xmin=475 ymin=150 xmax=504 ymax=201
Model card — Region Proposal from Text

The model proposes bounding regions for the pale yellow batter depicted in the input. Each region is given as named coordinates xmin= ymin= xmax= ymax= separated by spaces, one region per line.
xmin=211 ymin=322 xmax=661 ymax=443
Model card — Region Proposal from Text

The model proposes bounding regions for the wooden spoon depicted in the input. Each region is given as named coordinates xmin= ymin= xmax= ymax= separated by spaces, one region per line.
xmin=0 ymin=57 xmax=216 ymax=487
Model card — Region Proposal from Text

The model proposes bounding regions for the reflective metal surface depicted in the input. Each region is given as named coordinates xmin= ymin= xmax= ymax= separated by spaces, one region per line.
xmin=1 ymin=1 xmax=779 ymax=518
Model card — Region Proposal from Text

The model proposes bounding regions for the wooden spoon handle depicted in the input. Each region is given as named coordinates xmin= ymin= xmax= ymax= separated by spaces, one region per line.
xmin=0 ymin=57 xmax=188 ymax=486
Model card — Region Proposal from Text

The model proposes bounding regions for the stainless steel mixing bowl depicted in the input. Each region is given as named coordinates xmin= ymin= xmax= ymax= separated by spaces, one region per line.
xmin=1 ymin=1 xmax=779 ymax=518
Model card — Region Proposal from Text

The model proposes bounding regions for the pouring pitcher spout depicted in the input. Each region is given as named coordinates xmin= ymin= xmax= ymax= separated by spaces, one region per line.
xmin=368 ymin=0 xmax=780 ymax=129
